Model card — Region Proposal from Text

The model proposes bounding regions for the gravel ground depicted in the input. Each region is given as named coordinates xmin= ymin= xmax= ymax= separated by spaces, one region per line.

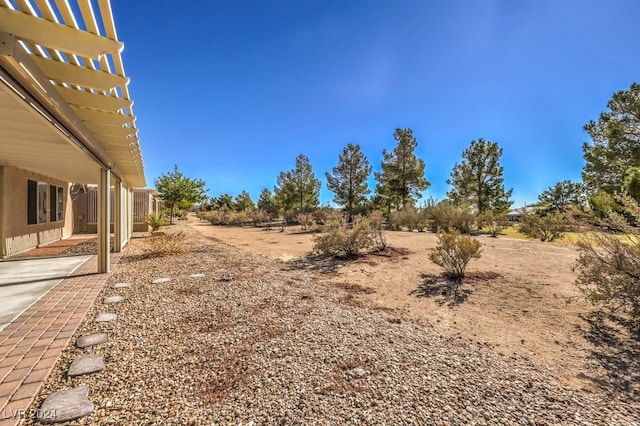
xmin=25 ymin=223 xmax=639 ymax=425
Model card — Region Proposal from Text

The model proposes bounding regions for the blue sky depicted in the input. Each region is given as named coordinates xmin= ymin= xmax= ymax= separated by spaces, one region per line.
xmin=113 ymin=0 xmax=640 ymax=207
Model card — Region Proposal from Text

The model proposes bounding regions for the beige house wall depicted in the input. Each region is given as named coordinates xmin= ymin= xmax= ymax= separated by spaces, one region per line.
xmin=0 ymin=165 xmax=72 ymax=257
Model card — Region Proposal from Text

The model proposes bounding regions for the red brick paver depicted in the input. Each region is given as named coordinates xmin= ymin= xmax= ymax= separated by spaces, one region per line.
xmin=0 ymin=254 xmax=119 ymax=425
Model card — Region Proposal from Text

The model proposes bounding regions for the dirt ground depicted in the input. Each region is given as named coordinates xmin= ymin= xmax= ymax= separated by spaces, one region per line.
xmin=187 ymin=216 xmax=639 ymax=396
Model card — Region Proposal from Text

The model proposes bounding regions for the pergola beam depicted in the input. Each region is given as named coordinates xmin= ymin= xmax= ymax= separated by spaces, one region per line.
xmin=0 ymin=6 xmax=122 ymax=58
xmin=31 ymin=55 xmax=129 ymax=91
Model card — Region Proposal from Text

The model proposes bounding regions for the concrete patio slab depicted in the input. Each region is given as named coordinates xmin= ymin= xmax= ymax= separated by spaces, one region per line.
xmin=0 ymin=256 xmax=91 ymax=332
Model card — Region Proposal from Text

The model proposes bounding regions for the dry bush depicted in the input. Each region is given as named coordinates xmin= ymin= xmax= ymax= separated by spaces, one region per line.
xmin=142 ymin=232 xmax=186 ymax=257
xmin=297 ymin=213 xmax=315 ymax=230
xmin=227 ymin=211 xmax=252 ymax=226
xmin=368 ymin=210 xmax=388 ymax=250
xmin=429 ymin=230 xmax=482 ymax=281
xmin=519 ymin=211 xmax=569 ymax=241
xmin=313 ymin=215 xmax=377 ymax=257
xmin=575 ymin=194 xmax=640 ymax=326
xmin=252 ymin=209 xmax=271 ymax=226
xmin=205 ymin=209 xmax=229 ymax=225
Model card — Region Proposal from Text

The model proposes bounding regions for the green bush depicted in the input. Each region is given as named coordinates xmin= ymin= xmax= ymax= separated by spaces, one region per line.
xmin=519 ymin=211 xmax=569 ymax=241
xmin=575 ymin=194 xmax=640 ymax=324
xmin=313 ymin=215 xmax=378 ymax=257
xmin=429 ymin=230 xmax=482 ymax=280
xmin=424 ymin=202 xmax=475 ymax=234
xmin=146 ymin=213 xmax=168 ymax=232
xmin=477 ymin=211 xmax=510 ymax=237
xmin=389 ymin=206 xmax=428 ymax=231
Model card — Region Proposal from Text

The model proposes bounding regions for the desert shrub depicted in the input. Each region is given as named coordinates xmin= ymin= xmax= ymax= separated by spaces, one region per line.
xmin=297 ymin=213 xmax=315 ymax=230
xmin=313 ymin=206 xmax=337 ymax=225
xmin=389 ymin=206 xmax=428 ymax=231
xmin=146 ymin=213 xmax=167 ymax=232
xmin=429 ymin=230 xmax=482 ymax=280
xmin=519 ymin=211 xmax=569 ymax=241
xmin=142 ymin=232 xmax=185 ymax=257
xmin=368 ymin=210 xmax=388 ymax=250
xmin=477 ymin=211 xmax=509 ymax=237
xmin=205 ymin=209 xmax=229 ymax=226
xmin=227 ymin=211 xmax=252 ymax=226
xmin=313 ymin=215 xmax=376 ymax=257
xmin=252 ymin=209 xmax=271 ymax=226
xmin=424 ymin=201 xmax=475 ymax=234
xmin=574 ymin=194 xmax=640 ymax=325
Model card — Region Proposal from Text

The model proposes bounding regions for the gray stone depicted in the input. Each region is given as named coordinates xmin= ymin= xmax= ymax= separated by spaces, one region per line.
xmin=75 ymin=333 xmax=107 ymax=348
xmin=112 ymin=282 xmax=131 ymax=288
xmin=190 ymin=273 xmax=206 ymax=278
xmin=152 ymin=277 xmax=171 ymax=284
xmin=94 ymin=313 xmax=117 ymax=322
xmin=351 ymin=368 xmax=366 ymax=377
xmin=37 ymin=386 xmax=94 ymax=424
xmin=103 ymin=295 xmax=124 ymax=304
xmin=68 ymin=354 xmax=105 ymax=377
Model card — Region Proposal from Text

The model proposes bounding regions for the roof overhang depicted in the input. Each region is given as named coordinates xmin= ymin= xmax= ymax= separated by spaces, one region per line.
xmin=0 ymin=1 xmax=145 ymax=187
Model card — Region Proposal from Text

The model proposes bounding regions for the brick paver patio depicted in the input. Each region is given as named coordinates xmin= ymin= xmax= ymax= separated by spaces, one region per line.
xmin=0 ymin=254 xmax=118 ymax=425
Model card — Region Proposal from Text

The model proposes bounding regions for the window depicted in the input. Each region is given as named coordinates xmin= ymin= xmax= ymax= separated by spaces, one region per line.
xmin=27 ymin=180 xmax=54 ymax=225
xmin=27 ymin=180 xmax=37 ymax=225
xmin=49 ymin=185 xmax=65 ymax=222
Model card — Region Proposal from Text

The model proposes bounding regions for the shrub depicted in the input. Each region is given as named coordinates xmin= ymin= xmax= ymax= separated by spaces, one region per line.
xmin=252 ymin=209 xmax=271 ymax=227
xmin=574 ymin=194 xmax=640 ymax=325
xmin=313 ymin=215 xmax=376 ymax=257
xmin=227 ymin=211 xmax=252 ymax=226
xmin=205 ymin=209 xmax=229 ymax=226
xmin=477 ymin=211 xmax=509 ymax=237
xmin=519 ymin=211 xmax=569 ymax=241
xmin=142 ymin=232 xmax=185 ymax=257
xmin=429 ymin=230 xmax=482 ymax=280
xmin=389 ymin=206 xmax=428 ymax=231
xmin=368 ymin=210 xmax=388 ymax=250
xmin=424 ymin=201 xmax=475 ymax=234
xmin=297 ymin=213 xmax=315 ymax=230
xmin=146 ymin=213 xmax=168 ymax=232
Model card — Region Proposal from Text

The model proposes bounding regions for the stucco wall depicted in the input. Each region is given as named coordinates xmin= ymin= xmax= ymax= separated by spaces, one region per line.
xmin=0 ymin=165 xmax=71 ymax=257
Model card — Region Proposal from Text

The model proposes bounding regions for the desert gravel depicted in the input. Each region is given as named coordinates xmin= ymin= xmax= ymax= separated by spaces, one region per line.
xmin=25 ymin=223 xmax=639 ymax=425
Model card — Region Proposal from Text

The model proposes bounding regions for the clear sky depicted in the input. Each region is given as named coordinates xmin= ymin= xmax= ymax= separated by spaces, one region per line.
xmin=112 ymin=0 xmax=640 ymax=207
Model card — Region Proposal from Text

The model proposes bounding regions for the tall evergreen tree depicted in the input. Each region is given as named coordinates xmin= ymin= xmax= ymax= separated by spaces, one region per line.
xmin=257 ymin=188 xmax=279 ymax=218
xmin=326 ymin=143 xmax=372 ymax=221
xmin=154 ymin=165 xmax=207 ymax=224
xmin=447 ymin=138 xmax=512 ymax=214
xmin=582 ymin=82 xmax=640 ymax=200
xmin=374 ymin=128 xmax=430 ymax=211
xmin=234 ymin=190 xmax=255 ymax=212
xmin=274 ymin=154 xmax=321 ymax=214
xmin=538 ymin=180 xmax=585 ymax=212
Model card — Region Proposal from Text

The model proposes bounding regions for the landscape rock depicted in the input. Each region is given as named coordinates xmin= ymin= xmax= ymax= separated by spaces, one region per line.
xmin=37 ymin=386 xmax=94 ymax=424
xmin=103 ymin=296 xmax=124 ymax=304
xmin=75 ymin=333 xmax=107 ymax=348
xmin=94 ymin=313 xmax=117 ymax=322
xmin=68 ymin=354 xmax=105 ymax=377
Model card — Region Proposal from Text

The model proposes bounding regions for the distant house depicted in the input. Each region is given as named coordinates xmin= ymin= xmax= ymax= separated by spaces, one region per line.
xmin=0 ymin=1 xmax=144 ymax=272
xmin=507 ymin=206 xmax=535 ymax=222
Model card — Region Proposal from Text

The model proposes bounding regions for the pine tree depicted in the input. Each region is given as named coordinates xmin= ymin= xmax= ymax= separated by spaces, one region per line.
xmin=326 ymin=143 xmax=372 ymax=221
xmin=274 ymin=154 xmax=321 ymax=214
xmin=374 ymin=128 xmax=429 ymax=211
xmin=447 ymin=138 xmax=512 ymax=214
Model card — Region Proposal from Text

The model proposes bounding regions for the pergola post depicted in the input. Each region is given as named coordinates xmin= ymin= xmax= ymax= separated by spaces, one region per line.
xmin=113 ymin=179 xmax=122 ymax=252
xmin=98 ymin=168 xmax=111 ymax=273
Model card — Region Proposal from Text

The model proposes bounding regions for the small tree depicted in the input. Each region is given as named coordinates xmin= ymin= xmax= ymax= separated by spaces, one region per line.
xmin=234 ymin=190 xmax=255 ymax=212
xmin=575 ymin=194 xmax=640 ymax=327
xmin=155 ymin=165 xmax=207 ymax=224
xmin=538 ymin=180 xmax=586 ymax=213
xmin=429 ymin=230 xmax=482 ymax=281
